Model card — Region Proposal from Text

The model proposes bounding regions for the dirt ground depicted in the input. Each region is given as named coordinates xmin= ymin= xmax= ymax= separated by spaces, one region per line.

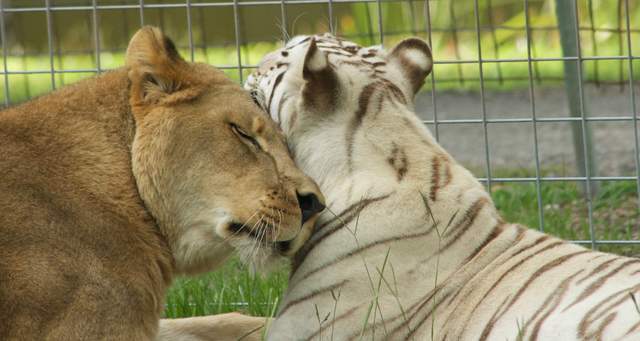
xmin=414 ymin=84 xmax=640 ymax=177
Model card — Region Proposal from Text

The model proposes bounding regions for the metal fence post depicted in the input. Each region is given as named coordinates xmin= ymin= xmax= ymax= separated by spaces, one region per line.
xmin=555 ymin=0 xmax=599 ymax=196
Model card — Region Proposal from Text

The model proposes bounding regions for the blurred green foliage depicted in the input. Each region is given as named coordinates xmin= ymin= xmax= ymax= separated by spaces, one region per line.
xmin=1 ymin=0 xmax=639 ymax=104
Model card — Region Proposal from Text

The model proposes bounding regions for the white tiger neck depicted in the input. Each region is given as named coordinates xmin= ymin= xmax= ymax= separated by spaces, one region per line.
xmin=288 ymin=103 xmax=506 ymax=278
xmin=270 ymin=103 xmax=513 ymax=341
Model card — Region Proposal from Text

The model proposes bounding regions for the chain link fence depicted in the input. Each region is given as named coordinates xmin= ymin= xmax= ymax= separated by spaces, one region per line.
xmin=1 ymin=0 xmax=639 ymax=253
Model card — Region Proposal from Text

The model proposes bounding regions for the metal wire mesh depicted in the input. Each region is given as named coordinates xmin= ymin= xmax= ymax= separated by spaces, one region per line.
xmin=0 ymin=0 xmax=638 ymax=251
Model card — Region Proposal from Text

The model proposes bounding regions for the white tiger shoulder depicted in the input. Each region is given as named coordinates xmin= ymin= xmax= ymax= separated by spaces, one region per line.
xmin=244 ymin=33 xmax=640 ymax=341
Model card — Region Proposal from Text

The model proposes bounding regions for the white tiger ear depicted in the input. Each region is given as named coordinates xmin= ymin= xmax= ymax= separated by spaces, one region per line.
xmin=301 ymin=37 xmax=338 ymax=111
xmin=388 ymin=38 xmax=433 ymax=95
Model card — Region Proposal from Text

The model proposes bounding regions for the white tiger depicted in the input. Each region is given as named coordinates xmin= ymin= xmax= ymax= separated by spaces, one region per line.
xmin=243 ymin=34 xmax=640 ymax=340
xmin=159 ymin=34 xmax=640 ymax=341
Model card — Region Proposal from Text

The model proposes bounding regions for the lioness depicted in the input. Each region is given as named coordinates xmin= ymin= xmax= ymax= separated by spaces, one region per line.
xmin=0 ymin=27 xmax=324 ymax=340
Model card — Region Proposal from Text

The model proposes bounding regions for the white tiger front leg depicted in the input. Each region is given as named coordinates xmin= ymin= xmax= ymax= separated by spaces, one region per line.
xmin=157 ymin=313 xmax=268 ymax=341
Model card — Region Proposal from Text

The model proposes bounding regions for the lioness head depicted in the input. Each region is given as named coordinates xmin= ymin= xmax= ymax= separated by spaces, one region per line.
xmin=125 ymin=27 xmax=325 ymax=274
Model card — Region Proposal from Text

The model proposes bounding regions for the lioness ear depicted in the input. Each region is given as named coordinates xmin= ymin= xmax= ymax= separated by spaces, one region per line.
xmin=126 ymin=26 xmax=192 ymax=113
xmin=388 ymin=38 xmax=432 ymax=95
xmin=301 ymin=37 xmax=338 ymax=111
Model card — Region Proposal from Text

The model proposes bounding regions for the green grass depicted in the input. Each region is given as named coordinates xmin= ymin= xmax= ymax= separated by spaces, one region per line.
xmin=164 ymin=173 xmax=640 ymax=319
xmin=492 ymin=177 xmax=640 ymax=256
xmin=164 ymin=259 xmax=288 ymax=319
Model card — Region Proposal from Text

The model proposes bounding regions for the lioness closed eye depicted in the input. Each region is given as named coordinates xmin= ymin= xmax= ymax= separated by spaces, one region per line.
xmin=0 ymin=26 xmax=324 ymax=340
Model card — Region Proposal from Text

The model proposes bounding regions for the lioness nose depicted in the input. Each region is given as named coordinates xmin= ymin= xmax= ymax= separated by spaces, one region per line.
xmin=296 ymin=192 xmax=325 ymax=225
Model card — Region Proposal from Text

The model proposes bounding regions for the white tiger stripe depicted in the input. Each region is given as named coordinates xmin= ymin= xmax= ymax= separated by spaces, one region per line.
xmin=245 ymin=33 xmax=640 ymax=340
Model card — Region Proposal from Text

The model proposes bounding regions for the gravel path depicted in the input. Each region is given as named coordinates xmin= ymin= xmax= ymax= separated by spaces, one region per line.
xmin=414 ymin=84 xmax=640 ymax=177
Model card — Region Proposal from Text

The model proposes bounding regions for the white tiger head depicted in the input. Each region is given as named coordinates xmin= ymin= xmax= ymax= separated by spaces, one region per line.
xmin=245 ymin=34 xmax=433 ymax=193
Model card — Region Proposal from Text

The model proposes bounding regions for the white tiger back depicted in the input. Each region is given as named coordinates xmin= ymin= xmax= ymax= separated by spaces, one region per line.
xmin=246 ymin=34 xmax=640 ymax=341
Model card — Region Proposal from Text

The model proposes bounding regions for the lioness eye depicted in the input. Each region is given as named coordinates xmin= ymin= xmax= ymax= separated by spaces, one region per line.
xmin=231 ymin=124 xmax=261 ymax=149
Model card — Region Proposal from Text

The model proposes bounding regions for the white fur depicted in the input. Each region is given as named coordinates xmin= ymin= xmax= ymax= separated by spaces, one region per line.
xmin=306 ymin=45 xmax=328 ymax=72
xmin=246 ymin=34 xmax=640 ymax=341
xmin=404 ymin=48 xmax=431 ymax=70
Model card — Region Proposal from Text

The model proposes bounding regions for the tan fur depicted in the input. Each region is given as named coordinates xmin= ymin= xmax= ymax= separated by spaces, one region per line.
xmin=0 ymin=27 xmax=323 ymax=340
xmin=158 ymin=313 xmax=269 ymax=341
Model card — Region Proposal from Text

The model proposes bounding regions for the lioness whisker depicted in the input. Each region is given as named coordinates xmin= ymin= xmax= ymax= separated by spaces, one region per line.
xmin=276 ymin=208 xmax=283 ymax=243
xmin=253 ymin=221 xmax=267 ymax=264
xmin=248 ymin=217 xmax=265 ymax=262
xmin=222 ymin=210 xmax=260 ymax=244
